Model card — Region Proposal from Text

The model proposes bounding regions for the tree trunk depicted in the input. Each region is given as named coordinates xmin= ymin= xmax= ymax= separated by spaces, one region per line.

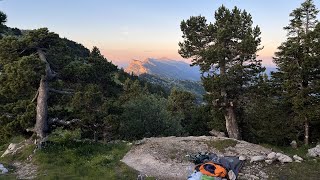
xmin=34 ymin=49 xmax=55 ymax=139
xmin=225 ymin=105 xmax=240 ymax=139
xmin=219 ymin=59 xmax=240 ymax=139
xmin=35 ymin=77 xmax=49 ymax=138
xmin=304 ymin=117 xmax=309 ymax=145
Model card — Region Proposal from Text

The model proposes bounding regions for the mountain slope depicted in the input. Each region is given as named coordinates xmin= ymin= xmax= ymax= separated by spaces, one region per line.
xmin=125 ymin=58 xmax=201 ymax=81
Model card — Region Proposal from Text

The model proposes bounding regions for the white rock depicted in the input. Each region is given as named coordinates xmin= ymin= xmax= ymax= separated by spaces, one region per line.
xmin=295 ymin=160 xmax=302 ymax=163
xmin=293 ymin=155 xmax=303 ymax=161
xmin=1 ymin=143 xmax=17 ymax=157
xmin=267 ymin=152 xmax=277 ymax=160
xmin=276 ymin=153 xmax=293 ymax=163
xmin=259 ymin=171 xmax=269 ymax=179
xmin=290 ymin=140 xmax=297 ymax=149
xmin=249 ymin=175 xmax=259 ymax=179
xmin=265 ymin=159 xmax=274 ymax=164
xmin=307 ymin=145 xmax=320 ymax=157
xmin=239 ymin=155 xmax=246 ymax=161
xmin=250 ymin=155 xmax=265 ymax=163
xmin=209 ymin=129 xmax=226 ymax=137
xmin=0 ymin=164 xmax=8 ymax=174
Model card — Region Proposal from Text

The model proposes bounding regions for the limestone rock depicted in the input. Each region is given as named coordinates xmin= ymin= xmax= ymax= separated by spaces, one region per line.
xmin=290 ymin=140 xmax=297 ymax=149
xmin=135 ymin=139 xmax=146 ymax=145
xmin=307 ymin=145 xmax=320 ymax=157
xmin=293 ymin=155 xmax=303 ymax=161
xmin=276 ymin=153 xmax=293 ymax=163
xmin=267 ymin=152 xmax=277 ymax=160
xmin=0 ymin=164 xmax=8 ymax=174
xmin=265 ymin=159 xmax=273 ymax=164
xmin=239 ymin=155 xmax=246 ymax=161
xmin=209 ymin=129 xmax=226 ymax=137
xmin=1 ymin=143 xmax=26 ymax=157
xmin=250 ymin=155 xmax=265 ymax=163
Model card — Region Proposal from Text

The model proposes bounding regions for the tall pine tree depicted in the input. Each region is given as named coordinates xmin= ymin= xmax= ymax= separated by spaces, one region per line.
xmin=273 ymin=0 xmax=319 ymax=145
xmin=179 ymin=6 xmax=264 ymax=139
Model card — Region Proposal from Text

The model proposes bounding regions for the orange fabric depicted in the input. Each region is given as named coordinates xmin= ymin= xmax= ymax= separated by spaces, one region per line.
xmin=199 ymin=162 xmax=227 ymax=177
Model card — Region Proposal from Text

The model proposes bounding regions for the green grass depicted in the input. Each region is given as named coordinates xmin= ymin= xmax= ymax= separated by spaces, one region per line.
xmin=203 ymin=139 xmax=237 ymax=152
xmin=33 ymin=140 xmax=138 ymax=180
xmin=261 ymin=144 xmax=320 ymax=179
xmin=260 ymin=143 xmax=314 ymax=158
xmin=266 ymin=159 xmax=320 ymax=179
xmin=0 ymin=130 xmax=139 ymax=180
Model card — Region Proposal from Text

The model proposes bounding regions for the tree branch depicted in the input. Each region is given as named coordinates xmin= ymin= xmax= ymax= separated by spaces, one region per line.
xmin=49 ymin=88 xmax=74 ymax=95
xmin=49 ymin=118 xmax=80 ymax=126
xmin=31 ymin=90 xmax=39 ymax=102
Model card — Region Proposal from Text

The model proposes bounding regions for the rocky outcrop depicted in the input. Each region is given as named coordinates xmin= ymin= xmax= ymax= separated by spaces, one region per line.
xmin=122 ymin=136 xmax=273 ymax=180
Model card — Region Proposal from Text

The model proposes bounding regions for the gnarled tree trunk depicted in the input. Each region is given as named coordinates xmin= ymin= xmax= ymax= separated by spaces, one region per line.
xmin=35 ymin=77 xmax=49 ymax=139
xmin=34 ymin=49 xmax=55 ymax=139
xmin=225 ymin=105 xmax=240 ymax=139
xmin=220 ymin=60 xmax=240 ymax=139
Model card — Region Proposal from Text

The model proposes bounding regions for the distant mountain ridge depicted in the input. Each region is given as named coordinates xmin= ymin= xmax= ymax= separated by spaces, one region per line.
xmin=125 ymin=58 xmax=201 ymax=81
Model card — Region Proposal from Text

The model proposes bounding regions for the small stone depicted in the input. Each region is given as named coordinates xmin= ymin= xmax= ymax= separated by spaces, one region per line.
xmin=295 ymin=160 xmax=302 ymax=163
xmin=239 ymin=155 xmax=246 ymax=161
xmin=265 ymin=159 xmax=273 ymax=164
xmin=209 ymin=129 xmax=226 ymax=137
xmin=267 ymin=152 xmax=277 ymax=160
xmin=307 ymin=145 xmax=320 ymax=157
xmin=276 ymin=153 xmax=293 ymax=163
xmin=259 ymin=171 xmax=269 ymax=179
xmin=293 ymin=155 xmax=303 ymax=161
xmin=250 ymin=155 xmax=265 ymax=163
xmin=249 ymin=175 xmax=259 ymax=179
xmin=290 ymin=140 xmax=298 ymax=149
xmin=135 ymin=139 xmax=146 ymax=145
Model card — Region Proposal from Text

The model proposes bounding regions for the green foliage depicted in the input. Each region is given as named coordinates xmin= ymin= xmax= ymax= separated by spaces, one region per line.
xmin=0 ymin=11 xmax=7 ymax=36
xmin=273 ymin=0 xmax=320 ymax=143
xmin=241 ymin=76 xmax=297 ymax=145
xmin=167 ymin=88 xmax=209 ymax=135
xmin=179 ymin=5 xmax=265 ymax=138
xmin=119 ymin=93 xmax=183 ymax=140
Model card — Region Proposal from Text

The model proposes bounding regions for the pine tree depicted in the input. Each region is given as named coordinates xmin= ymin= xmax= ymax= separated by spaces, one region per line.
xmin=179 ymin=6 xmax=264 ymax=139
xmin=273 ymin=0 xmax=319 ymax=145
xmin=0 ymin=11 xmax=7 ymax=36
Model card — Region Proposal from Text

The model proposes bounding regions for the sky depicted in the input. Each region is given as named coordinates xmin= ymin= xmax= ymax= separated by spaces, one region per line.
xmin=1 ymin=0 xmax=320 ymax=67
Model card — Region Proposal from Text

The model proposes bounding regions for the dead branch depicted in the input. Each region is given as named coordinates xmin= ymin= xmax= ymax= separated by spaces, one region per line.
xmin=49 ymin=88 xmax=74 ymax=95
xmin=49 ymin=118 xmax=80 ymax=126
xmin=31 ymin=89 xmax=39 ymax=102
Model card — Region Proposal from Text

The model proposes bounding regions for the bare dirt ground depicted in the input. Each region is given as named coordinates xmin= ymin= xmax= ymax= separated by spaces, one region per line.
xmin=122 ymin=136 xmax=273 ymax=180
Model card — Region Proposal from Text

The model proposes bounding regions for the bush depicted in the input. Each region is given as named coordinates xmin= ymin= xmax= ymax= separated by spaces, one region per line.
xmin=119 ymin=94 xmax=183 ymax=140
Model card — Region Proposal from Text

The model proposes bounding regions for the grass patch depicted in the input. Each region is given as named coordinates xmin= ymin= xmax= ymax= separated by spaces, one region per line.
xmin=266 ymin=159 xmax=320 ymax=179
xmin=261 ymin=144 xmax=320 ymax=179
xmin=260 ymin=143 xmax=313 ymax=158
xmin=33 ymin=138 xmax=137 ymax=179
xmin=203 ymin=139 xmax=237 ymax=152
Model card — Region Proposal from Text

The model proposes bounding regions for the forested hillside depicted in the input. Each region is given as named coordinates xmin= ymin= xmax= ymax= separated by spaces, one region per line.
xmin=0 ymin=0 xmax=320 ymax=179
xmin=0 ymin=0 xmax=319 ymax=152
